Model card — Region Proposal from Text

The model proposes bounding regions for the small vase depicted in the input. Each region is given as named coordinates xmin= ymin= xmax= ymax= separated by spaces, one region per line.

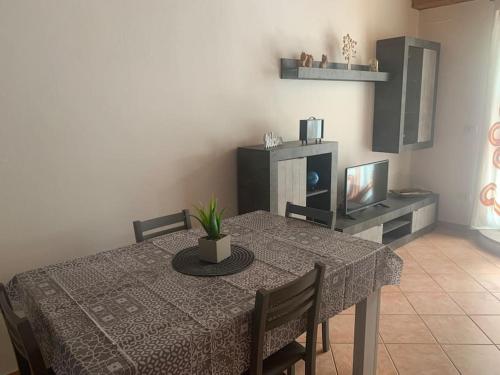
xmin=198 ymin=234 xmax=231 ymax=263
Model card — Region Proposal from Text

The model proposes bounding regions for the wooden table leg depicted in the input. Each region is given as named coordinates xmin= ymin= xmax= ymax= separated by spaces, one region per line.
xmin=352 ymin=288 xmax=381 ymax=375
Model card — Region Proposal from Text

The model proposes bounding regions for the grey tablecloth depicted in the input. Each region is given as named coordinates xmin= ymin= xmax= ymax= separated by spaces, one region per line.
xmin=7 ymin=211 xmax=402 ymax=374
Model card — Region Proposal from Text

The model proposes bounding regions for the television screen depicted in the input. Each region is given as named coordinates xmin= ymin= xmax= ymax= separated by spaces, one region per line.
xmin=345 ymin=160 xmax=389 ymax=214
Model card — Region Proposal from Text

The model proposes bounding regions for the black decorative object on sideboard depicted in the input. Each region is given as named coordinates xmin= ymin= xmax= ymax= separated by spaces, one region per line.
xmin=373 ymin=36 xmax=440 ymax=153
xmin=237 ymin=141 xmax=338 ymax=227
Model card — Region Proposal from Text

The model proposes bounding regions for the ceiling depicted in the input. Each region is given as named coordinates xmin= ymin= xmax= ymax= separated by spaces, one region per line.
xmin=412 ymin=0 xmax=474 ymax=10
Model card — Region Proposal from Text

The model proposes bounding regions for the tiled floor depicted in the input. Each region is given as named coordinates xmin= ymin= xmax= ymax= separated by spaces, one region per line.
xmin=298 ymin=229 xmax=500 ymax=374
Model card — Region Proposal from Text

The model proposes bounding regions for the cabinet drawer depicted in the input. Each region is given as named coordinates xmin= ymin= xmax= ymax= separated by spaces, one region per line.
xmin=353 ymin=225 xmax=383 ymax=244
xmin=412 ymin=203 xmax=437 ymax=232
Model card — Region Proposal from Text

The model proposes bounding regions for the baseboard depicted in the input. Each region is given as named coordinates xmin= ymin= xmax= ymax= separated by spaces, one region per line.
xmin=436 ymin=220 xmax=474 ymax=237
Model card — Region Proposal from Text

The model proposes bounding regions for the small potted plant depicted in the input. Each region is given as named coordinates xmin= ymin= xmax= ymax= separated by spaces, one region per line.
xmin=192 ymin=197 xmax=231 ymax=263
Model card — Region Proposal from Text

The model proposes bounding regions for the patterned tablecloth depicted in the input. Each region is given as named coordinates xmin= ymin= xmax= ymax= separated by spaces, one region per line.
xmin=7 ymin=211 xmax=402 ymax=375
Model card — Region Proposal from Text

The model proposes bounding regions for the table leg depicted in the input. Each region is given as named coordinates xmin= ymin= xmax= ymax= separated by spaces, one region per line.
xmin=352 ymin=288 xmax=381 ymax=375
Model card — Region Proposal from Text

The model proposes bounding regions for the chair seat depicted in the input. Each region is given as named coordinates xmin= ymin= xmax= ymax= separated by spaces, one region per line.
xmin=262 ymin=341 xmax=305 ymax=375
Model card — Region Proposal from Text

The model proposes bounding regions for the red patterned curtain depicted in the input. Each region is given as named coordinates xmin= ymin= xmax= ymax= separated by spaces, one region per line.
xmin=472 ymin=7 xmax=500 ymax=229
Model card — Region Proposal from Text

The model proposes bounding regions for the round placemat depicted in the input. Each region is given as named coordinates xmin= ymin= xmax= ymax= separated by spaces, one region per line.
xmin=171 ymin=244 xmax=255 ymax=277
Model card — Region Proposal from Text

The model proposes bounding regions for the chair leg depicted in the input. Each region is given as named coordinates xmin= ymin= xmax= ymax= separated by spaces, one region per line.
xmin=14 ymin=349 xmax=31 ymax=375
xmin=287 ymin=365 xmax=296 ymax=375
xmin=322 ymin=320 xmax=330 ymax=353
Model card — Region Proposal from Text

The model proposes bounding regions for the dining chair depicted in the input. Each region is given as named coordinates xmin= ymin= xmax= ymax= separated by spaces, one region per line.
xmin=0 ymin=284 xmax=53 ymax=375
xmin=285 ymin=202 xmax=334 ymax=229
xmin=249 ymin=262 xmax=326 ymax=375
xmin=285 ymin=202 xmax=334 ymax=353
xmin=133 ymin=209 xmax=192 ymax=243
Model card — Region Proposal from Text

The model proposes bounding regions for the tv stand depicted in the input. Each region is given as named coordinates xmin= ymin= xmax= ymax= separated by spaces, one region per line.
xmin=336 ymin=194 xmax=439 ymax=248
xmin=342 ymin=213 xmax=358 ymax=221
xmin=375 ymin=202 xmax=390 ymax=209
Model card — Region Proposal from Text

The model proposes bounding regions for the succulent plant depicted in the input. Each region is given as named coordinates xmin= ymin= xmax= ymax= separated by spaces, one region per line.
xmin=192 ymin=196 xmax=225 ymax=240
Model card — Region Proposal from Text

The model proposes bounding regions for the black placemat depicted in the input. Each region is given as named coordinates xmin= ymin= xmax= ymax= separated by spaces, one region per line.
xmin=171 ymin=244 xmax=255 ymax=277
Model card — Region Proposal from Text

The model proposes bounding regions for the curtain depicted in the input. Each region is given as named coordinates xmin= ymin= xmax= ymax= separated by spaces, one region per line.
xmin=471 ymin=5 xmax=500 ymax=229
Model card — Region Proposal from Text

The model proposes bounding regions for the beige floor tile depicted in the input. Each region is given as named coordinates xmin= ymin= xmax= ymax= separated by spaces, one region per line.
xmin=399 ymin=273 xmax=443 ymax=293
xmin=338 ymin=305 xmax=355 ymax=315
xmin=379 ymin=315 xmax=435 ymax=343
xmin=401 ymin=261 xmax=426 ymax=275
xmin=329 ymin=315 xmax=355 ymax=344
xmin=431 ymin=273 xmax=486 ymax=292
xmin=421 ymin=315 xmax=491 ymax=344
xmin=395 ymin=248 xmax=417 ymax=261
xmin=405 ymin=292 xmax=464 ymax=315
xmin=442 ymin=345 xmax=500 ymax=375
xmin=448 ymin=292 xmax=500 ymax=315
xmin=407 ymin=247 xmax=448 ymax=263
xmin=472 ymin=273 xmax=500 ymax=292
xmin=331 ymin=344 xmax=397 ymax=375
xmin=380 ymin=292 xmax=416 ymax=315
xmin=386 ymin=343 xmax=458 ymax=375
xmin=470 ymin=315 xmax=500 ymax=344
xmin=439 ymin=246 xmax=486 ymax=263
xmin=295 ymin=344 xmax=337 ymax=375
xmin=381 ymin=284 xmax=400 ymax=293
xmin=456 ymin=260 xmax=500 ymax=274
xmin=474 ymin=248 xmax=500 ymax=265
xmin=396 ymin=249 xmax=426 ymax=275
xmin=416 ymin=258 xmax=463 ymax=275
xmin=328 ymin=315 xmax=382 ymax=344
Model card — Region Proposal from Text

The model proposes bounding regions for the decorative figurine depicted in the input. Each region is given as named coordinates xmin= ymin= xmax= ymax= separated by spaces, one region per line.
xmin=299 ymin=52 xmax=314 ymax=68
xmin=307 ymin=171 xmax=320 ymax=190
xmin=342 ymin=34 xmax=357 ymax=70
xmin=320 ymin=54 xmax=328 ymax=68
xmin=263 ymin=132 xmax=283 ymax=149
xmin=299 ymin=52 xmax=308 ymax=67
xmin=369 ymin=58 xmax=379 ymax=72
xmin=305 ymin=54 xmax=313 ymax=67
xmin=299 ymin=117 xmax=324 ymax=145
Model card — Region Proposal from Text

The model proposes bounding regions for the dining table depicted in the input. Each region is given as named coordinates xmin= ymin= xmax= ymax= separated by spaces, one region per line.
xmin=7 ymin=210 xmax=403 ymax=375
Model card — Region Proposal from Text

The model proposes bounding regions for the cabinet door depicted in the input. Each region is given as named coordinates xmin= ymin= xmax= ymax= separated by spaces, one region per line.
xmin=277 ymin=158 xmax=307 ymax=216
xmin=353 ymin=225 xmax=383 ymax=243
xmin=404 ymin=46 xmax=438 ymax=146
xmin=412 ymin=203 xmax=437 ymax=232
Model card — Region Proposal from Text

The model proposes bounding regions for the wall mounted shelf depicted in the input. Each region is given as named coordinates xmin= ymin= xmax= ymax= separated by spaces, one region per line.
xmin=280 ymin=58 xmax=390 ymax=82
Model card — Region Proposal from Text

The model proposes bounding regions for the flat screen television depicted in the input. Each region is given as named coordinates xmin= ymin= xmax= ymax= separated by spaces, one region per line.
xmin=345 ymin=160 xmax=389 ymax=215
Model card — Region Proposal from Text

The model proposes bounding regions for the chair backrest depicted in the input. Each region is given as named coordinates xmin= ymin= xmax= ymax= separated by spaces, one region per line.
xmin=133 ymin=209 xmax=192 ymax=243
xmin=250 ymin=262 xmax=326 ymax=375
xmin=0 ymin=284 xmax=49 ymax=375
xmin=285 ymin=202 xmax=334 ymax=229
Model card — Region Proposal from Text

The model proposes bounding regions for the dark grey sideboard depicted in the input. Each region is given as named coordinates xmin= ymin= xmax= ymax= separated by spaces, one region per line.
xmin=237 ymin=141 xmax=338 ymax=225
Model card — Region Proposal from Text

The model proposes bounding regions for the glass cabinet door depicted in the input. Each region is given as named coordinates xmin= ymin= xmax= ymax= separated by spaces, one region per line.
xmin=403 ymin=46 xmax=438 ymax=145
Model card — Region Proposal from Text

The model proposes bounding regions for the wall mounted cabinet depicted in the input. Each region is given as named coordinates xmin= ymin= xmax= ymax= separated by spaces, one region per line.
xmin=372 ymin=37 xmax=440 ymax=153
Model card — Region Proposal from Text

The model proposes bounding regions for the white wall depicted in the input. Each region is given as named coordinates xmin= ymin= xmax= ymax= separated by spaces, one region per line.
xmin=411 ymin=0 xmax=495 ymax=225
xmin=0 ymin=1 xmax=418 ymax=373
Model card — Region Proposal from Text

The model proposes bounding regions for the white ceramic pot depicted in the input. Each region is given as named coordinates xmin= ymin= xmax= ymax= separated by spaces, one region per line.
xmin=198 ymin=234 xmax=231 ymax=263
